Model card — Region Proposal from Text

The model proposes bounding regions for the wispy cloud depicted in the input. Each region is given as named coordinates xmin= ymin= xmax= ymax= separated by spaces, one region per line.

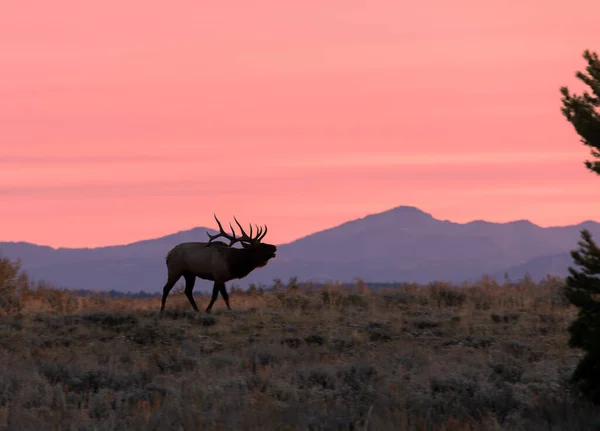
xmin=0 ymin=155 xmax=161 ymax=165
xmin=275 ymin=151 xmax=586 ymax=169
xmin=0 ymin=180 xmax=242 ymax=197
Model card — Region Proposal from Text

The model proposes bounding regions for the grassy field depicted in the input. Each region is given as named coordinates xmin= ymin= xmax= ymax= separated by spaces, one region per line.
xmin=0 ymin=276 xmax=599 ymax=430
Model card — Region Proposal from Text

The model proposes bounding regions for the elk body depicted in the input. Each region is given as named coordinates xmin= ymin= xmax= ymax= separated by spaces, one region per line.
xmin=160 ymin=215 xmax=277 ymax=314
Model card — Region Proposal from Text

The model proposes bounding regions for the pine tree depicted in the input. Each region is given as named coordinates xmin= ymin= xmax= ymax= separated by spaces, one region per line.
xmin=561 ymin=50 xmax=600 ymax=403
xmin=560 ymin=50 xmax=600 ymax=174
xmin=564 ymin=230 xmax=600 ymax=403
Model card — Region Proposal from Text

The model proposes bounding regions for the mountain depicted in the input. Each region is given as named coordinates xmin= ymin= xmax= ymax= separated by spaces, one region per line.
xmin=0 ymin=206 xmax=596 ymax=292
xmin=491 ymin=253 xmax=573 ymax=281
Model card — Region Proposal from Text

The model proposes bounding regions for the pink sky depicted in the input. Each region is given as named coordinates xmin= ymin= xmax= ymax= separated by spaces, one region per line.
xmin=1 ymin=1 xmax=600 ymax=248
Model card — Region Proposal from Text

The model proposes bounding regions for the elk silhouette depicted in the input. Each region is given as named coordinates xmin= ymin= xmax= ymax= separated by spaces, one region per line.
xmin=160 ymin=215 xmax=277 ymax=315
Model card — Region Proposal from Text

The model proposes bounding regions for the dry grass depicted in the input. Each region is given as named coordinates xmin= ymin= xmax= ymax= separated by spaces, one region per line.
xmin=0 ymin=276 xmax=598 ymax=430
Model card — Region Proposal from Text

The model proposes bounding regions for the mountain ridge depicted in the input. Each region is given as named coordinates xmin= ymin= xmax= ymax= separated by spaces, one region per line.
xmin=0 ymin=205 xmax=595 ymax=292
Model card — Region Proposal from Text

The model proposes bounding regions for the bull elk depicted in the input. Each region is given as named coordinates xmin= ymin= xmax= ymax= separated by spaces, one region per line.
xmin=160 ymin=215 xmax=277 ymax=315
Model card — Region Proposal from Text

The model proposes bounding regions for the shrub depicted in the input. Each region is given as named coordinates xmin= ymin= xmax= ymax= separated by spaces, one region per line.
xmin=0 ymin=251 xmax=29 ymax=314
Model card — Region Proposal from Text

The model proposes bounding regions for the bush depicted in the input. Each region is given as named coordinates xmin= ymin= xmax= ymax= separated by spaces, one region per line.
xmin=0 ymin=251 xmax=29 ymax=314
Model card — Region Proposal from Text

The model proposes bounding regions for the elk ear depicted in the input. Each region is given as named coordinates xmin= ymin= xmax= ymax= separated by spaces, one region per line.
xmin=241 ymin=243 xmax=252 ymax=249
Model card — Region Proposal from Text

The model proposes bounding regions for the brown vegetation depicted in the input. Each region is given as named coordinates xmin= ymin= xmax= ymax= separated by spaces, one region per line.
xmin=0 ymin=271 xmax=598 ymax=430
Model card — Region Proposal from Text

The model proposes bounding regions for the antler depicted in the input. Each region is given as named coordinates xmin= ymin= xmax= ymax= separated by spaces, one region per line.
xmin=233 ymin=216 xmax=268 ymax=243
xmin=206 ymin=214 xmax=240 ymax=246
xmin=206 ymin=214 xmax=268 ymax=247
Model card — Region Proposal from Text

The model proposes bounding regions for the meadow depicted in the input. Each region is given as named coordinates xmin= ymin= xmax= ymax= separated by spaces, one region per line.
xmin=0 ymin=275 xmax=599 ymax=430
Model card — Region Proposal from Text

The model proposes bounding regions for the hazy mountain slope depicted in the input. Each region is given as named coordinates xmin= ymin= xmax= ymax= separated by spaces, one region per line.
xmin=491 ymin=253 xmax=573 ymax=282
xmin=460 ymin=220 xmax=600 ymax=262
xmin=0 ymin=227 xmax=219 ymax=265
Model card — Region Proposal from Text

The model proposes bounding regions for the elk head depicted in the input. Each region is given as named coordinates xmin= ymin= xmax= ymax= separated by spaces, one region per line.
xmin=206 ymin=214 xmax=277 ymax=267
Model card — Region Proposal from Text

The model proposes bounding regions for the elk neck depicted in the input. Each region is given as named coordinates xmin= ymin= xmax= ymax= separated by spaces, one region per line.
xmin=224 ymin=247 xmax=264 ymax=279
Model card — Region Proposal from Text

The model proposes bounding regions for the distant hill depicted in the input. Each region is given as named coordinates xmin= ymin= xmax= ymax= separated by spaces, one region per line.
xmin=491 ymin=253 xmax=573 ymax=281
xmin=0 ymin=206 xmax=595 ymax=292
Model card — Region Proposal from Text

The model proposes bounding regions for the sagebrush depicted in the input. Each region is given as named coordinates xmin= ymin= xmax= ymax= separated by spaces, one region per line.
xmin=0 ymin=272 xmax=598 ymax=430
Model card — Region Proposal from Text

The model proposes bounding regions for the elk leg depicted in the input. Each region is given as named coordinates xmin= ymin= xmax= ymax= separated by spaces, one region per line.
xmin=205 ymin=282 xmax=220 ymax=313
xmin=183 ymin=272 xmax=199 ymax=312
xmin=160 ymin=275 xmax=181 ymax=315
xmin=218 ymin=283 xmax=232 ymax=310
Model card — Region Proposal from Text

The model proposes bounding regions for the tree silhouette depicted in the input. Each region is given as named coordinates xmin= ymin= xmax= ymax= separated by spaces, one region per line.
xmin=564 ymin=230 xmax=600 ymax=403
xmin=561 ymin=49 xmax=600 ymax=403
xmin=560 ymin=50 xmax=600 ymax=174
